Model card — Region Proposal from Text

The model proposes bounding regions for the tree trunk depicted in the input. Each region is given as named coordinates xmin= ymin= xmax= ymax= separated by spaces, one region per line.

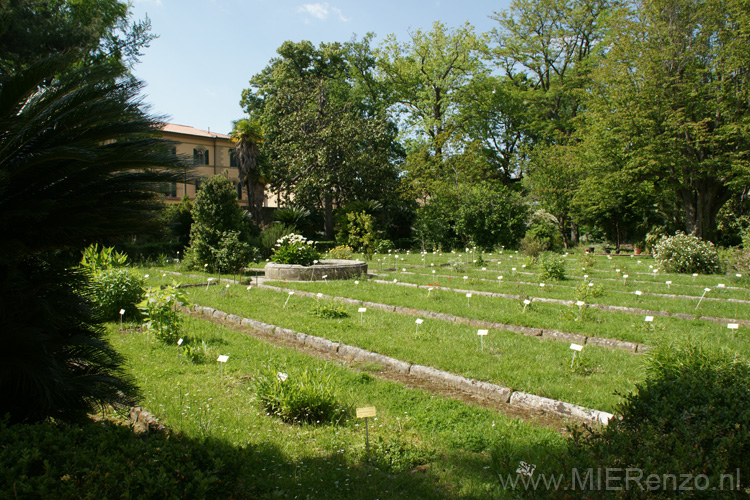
xmin=324 ymin=192 xmax=334 ymax=240
xmin=678 ymin=182 xmax=731 ymax=243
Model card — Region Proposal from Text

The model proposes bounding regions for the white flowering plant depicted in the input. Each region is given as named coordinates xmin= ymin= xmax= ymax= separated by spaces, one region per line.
xmin=653 ymin=232 xmax=721 ymax=274
xmin=271 ymin=233 xmax=321 ymax=266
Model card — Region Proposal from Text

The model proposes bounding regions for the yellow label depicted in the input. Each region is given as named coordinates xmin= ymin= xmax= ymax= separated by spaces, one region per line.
xmin=356 ymin=407 xmax=376 ymax=418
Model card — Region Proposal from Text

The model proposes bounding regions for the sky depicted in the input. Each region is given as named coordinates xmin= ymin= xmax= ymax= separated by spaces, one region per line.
xmin=129 ymin=0 xmax=512 ymax=135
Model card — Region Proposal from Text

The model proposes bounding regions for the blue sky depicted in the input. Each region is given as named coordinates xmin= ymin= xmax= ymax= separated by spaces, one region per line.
xmin=130 ymin=0 xmax=512 ymax=134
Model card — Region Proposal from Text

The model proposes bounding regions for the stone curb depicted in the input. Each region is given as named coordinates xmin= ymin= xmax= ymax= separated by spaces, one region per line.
xmin=258 ymin=284 xmax=645 ymax=354
xmin=373 ymin=277 xmax=750 ymax=327
xmin=187 ymin=302 xmax=611 ymax=425
xmin=509 ymin=392 xmax=613 ymax=425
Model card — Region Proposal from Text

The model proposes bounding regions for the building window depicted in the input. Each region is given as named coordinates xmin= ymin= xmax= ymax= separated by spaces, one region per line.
xmin=237 ymin=182 xmax=243 ymax=200
xmin=193 ymin=148 xmax=209 ymax=165
xmin=229 ymin=149 xmax=238 ymax=167
xmin=195 ymin=178 xmax=201 ymax=192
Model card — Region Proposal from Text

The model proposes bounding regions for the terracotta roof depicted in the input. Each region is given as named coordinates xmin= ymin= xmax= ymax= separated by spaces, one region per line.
xmin=160 ymin=123 xmax=231 ymax=140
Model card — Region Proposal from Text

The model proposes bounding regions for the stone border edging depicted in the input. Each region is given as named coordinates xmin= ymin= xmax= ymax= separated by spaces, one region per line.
xmin=370 ymin=279 xmax=750 ymax=328
xmin=259 ymin=284 xmax=645 ymax=354
xmin=186 ymin=302 xmax=613 ymax=425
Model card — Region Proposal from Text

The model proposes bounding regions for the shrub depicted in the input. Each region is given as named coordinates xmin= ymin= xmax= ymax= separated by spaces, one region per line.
xmin=87 ymin=268 xmax=145 ymax=320
xmin=525 ymin=210 xmax=563 ymax=252
xmin=257 ymin=223 xmax=294 ymax=258
xmin=327 ymin=245 xmax=353 ymax=260
xmin=376 ymin=239 xmax=395 ymax=253
xmin=519 ymin=234 xmax=548 ymax=261
xmin=137 ymin=284 xmax=189 ymax=344
xmin=492 ymin=341 xmax=750 ymax=498
xmin=539 ymin=252 xmax=565 ymax=281
xmin=187 ymin=175 xmax=249 ymax=271
xmin=562 ymin=341 xmax=750 ymax=499
xmin=344 ymin=211 xmax=377 ymax=258
xmin=271 ymin=233 xmax=321 ymax=266
xmin=653 ymin=231 xmax=721 ymax=274
xmin=212 ymin=230 xmax=250 ymax=275
xmin=252 ymin=368 xmax=348 ymax=425
xmin=79 ymin=245 xmax=144 ymax=320
xmin=309 ymin=301 xmax=349 ymax=319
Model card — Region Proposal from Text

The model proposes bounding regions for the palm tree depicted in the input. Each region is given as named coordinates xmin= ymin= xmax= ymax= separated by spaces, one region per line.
xmin=230 ymin=118 xmax=264 ymax=226
xmin=0 ymin=55 xmax=185 ymax=423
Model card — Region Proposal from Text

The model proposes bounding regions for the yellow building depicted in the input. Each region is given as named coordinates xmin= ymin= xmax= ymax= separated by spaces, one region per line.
xmin=159 ymin=123 xmax=276 ymax=211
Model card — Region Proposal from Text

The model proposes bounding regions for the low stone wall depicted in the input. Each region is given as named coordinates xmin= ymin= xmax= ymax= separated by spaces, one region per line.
xmin=186 ymin=302 xmax=613 ymax=425
xmin=265 ymin=259 xmax=367 ymax=281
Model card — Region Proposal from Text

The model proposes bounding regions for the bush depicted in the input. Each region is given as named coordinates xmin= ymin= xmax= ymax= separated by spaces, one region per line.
xmin=252 ymin=368 xmax=348 ymax=425
xmin=343 ymin=211 xmax=377 ymax=258
xmin=79 ymin=244 xmax=144 ymax=320
xmin=492 ymin=341 xmax=750 ymax=498
xmin=525 ymin=210 xmax=563 ymax=252
xmin=137 ymin=284 xmax=189 ymax=344
xmin=327 ymin=244 xmax=353 ymax=260
xmin=257 ymin=223 xmax=295 ymax=258
xmin=309 ymin=301 xmax=349 ymax=319
xmin=563 ymin=341 xmax=750 ymax=499
xmin=539 ymin=252 xmax=565 ymax=281
xmin=87 ymin=268 xmax=145 ymax=320
xmin=187 ymin=175 xmax=249 ymax=272
xmin=519 ymin=234 xmax=548 ymax=261
xmin=271 ymin=233 xmax=321 ymax=266
xmin=653 ymin=231 xmax=721 ymax=274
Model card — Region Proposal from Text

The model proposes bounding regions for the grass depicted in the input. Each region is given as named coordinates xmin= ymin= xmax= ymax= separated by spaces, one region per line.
xmin=263 ymin=277 xmax=746 ymax=351
xmin=139 ymin=276 xmax=643 ymax=412
xmin=108 ymin=316 xmax=565 ymax=499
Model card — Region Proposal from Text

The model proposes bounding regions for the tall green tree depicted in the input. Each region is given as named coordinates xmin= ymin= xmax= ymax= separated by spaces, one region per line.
xmin=0 ymin=0 xmax=155 ymax=78
xmin=585 ymin=0 xmax=750 ymax=241
xmin=0 ymin=54 xmax=183 ymax=423
xmin=491 ymin=0 xmax=614 ymax=244
xmin=376 ymin=22 xmax=488 ymax=199
xmin=242 ymin=40 xmax=402 ymax=239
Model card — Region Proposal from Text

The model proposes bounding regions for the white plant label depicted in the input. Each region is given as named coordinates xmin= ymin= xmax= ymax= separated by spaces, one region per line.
xmin=645 ymin=316 xmax=654 ymax=322
xmin=570 ymin=344 xmax=583 ymax=352
xmin=415 ymin=318 xmax=424 ymax=324
xmin=635 ymin=290 xmax=643 ymax=296
xmin=317 ymin=293 xmax=323 ymax=298
xmin=217 ymin=355 xmax=229 ymax=363
xmin=477 ymin=329 xmax=488 ymax=336
xmin=718 ymin=284 xmax=726 ymax=288
xmin=728 ymin=324 xmax=739 ymax=329
xmin=322 ymin=275 xmax=328 ymax=279
xmin=355 ymin=280 xmax=360 ymax=284
xmin=576 ymin=301 xmax=585 ymax=307
xmin=466 ymin=293 xmax=472 ymax=298
xmin=358 ymin=307 xmax=367 ymax=313
xmin=524 ymin=299 xmax=531 ymax=305
xmin=277 ymin=372 xmax=288 ymax=382
xmin=119 ymin=309 xmax=125 ymax=316
xmin=177 ymin=338 xmax=183 ymax=345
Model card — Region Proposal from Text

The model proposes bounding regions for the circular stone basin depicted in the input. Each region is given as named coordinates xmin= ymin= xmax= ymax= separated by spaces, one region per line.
xmin=264 ymin=259 xmax=368 ymax=281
